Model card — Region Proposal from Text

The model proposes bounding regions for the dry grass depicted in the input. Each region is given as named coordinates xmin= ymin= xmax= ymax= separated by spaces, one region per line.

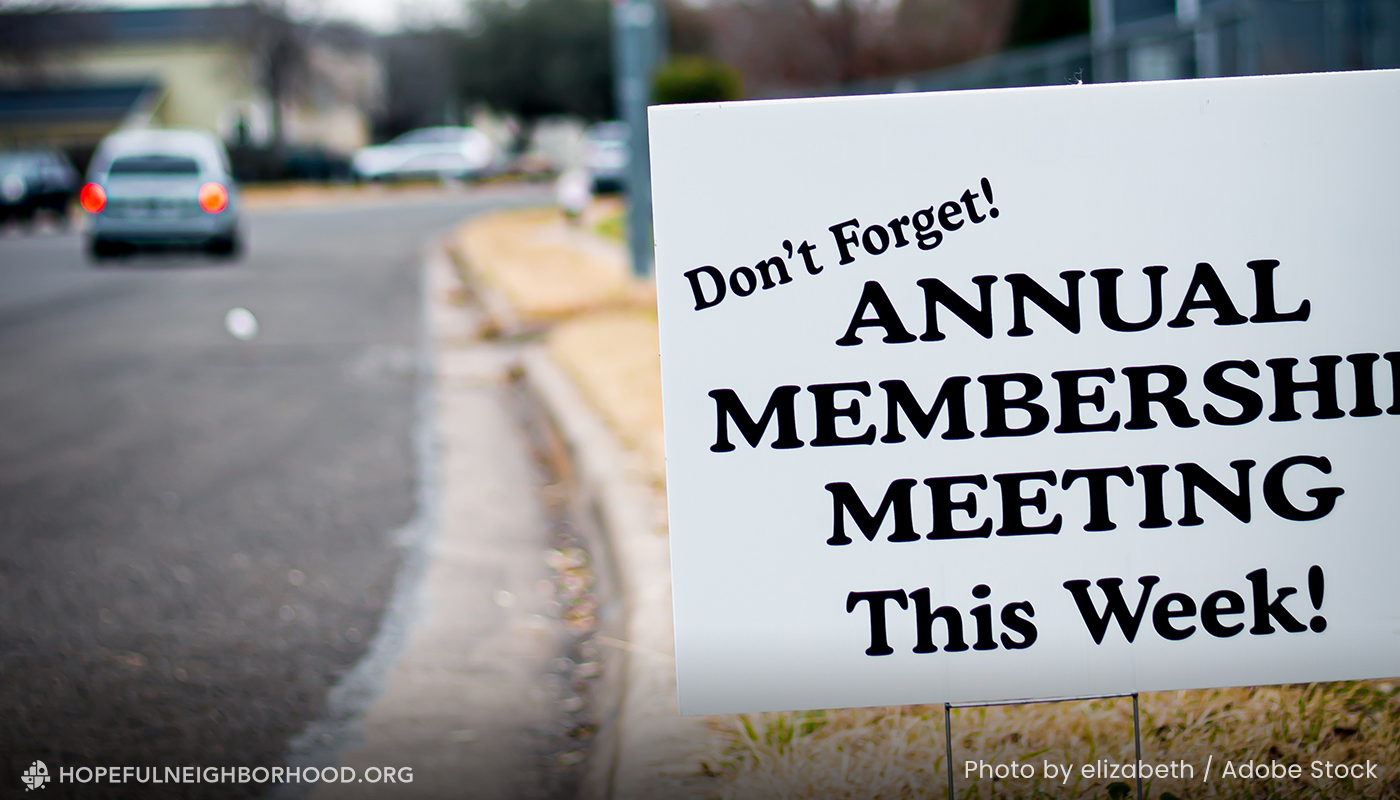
xmin=240 ymin=179 xmax=452 ymax=209
xmin=547 ymin=309 xmax=666 ymax=489
xmin=448 ymin=201 xmax=663 ymax=487
xmin=241 ymin=176 xmax=544 ymax=210
xmin=453 ymin=204 xmax=646 ymax=323
xmin=702 ymin=681 xmax=1400 ymax=799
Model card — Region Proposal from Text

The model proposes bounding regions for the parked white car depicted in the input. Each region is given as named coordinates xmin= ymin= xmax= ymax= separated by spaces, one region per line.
xmin=83 ymin=129 xmax=241 ymax=259
xmin=352 ymin=127 xmax=497 ymax=182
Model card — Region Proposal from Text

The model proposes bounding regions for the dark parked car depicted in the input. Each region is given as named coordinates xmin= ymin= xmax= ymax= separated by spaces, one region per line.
xmin=0 ymin=149 xmax=80 ymax=225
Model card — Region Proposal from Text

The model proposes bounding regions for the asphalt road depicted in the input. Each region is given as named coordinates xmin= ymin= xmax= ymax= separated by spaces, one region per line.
xmin=0 ymin=186 xmax=547 ymax=798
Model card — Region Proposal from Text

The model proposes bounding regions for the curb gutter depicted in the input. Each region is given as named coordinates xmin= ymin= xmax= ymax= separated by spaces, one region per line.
xmin=519 ymin=350 xmax=714 ymax=800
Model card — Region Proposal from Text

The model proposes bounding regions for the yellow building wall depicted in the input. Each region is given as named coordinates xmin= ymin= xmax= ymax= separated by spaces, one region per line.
xmin=50 ymin=43 xmax=260 ymax=134
xmin=3 ymin=38 xmax=375 ymax=154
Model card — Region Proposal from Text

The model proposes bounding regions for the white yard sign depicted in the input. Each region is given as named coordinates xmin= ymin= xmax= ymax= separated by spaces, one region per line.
xmin=648 ymin=70 xmax=1400 ymax=715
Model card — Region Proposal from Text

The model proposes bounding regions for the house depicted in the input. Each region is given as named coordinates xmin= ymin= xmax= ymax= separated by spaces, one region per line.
xmin=0 ymin=4 xmax=384 ymax=173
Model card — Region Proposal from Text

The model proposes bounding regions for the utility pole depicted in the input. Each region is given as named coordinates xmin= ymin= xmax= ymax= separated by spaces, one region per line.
xmin=1090 ymin=0 xmax=1115 ymax=82
xmin=612 ymin=0 xmax=666 ymax=277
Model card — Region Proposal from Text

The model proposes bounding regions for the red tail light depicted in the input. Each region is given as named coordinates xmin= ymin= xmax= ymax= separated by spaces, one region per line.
xmin=80 ymin=183 xmax=106 ymax=213
xmin=198 ymin=182 xmax=228 ymax=213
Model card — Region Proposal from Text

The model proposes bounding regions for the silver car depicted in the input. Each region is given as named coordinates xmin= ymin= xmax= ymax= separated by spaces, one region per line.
xmin=83 ymin=129 xmax=241 ymax=259
xmin=351 ymin=127 xmax=497 ymax=182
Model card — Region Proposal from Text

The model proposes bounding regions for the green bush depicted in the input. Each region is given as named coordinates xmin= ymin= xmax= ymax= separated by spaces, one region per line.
xmin=653 ymin=56 xmax=742 ymax=105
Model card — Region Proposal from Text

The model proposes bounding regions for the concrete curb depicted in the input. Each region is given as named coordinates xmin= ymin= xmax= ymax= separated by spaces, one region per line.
xmin=518 ymin=350 xmax=714 ymax=800
xmin=441 ymin=207 xmax=714 ymax=798
xmin=443 ymin=242 xmax=532 ymax=340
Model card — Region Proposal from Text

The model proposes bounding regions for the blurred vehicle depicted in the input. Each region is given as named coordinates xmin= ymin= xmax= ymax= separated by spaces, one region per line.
xmin=282 ymin=145 xmax=353 ymax=181
xmin=83 ymin=129 xmax=241 ymax=259
xmin=520 ymin=117 xmax=585 ymax=177
xmin=0 ymin=149 xmax=80 ymax=226
xmin=584 ymin=122 xmax=628 ymax=194
xmin=351 ymin=127 xmax=498 ymax=182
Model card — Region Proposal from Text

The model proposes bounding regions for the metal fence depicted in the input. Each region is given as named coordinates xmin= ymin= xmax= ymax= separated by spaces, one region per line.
xmin=803 ymin=0 xmax=1400 ymax=97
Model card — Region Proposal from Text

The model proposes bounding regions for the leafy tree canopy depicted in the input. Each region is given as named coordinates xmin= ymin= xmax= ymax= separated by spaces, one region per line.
xmin=1006 ymin=0 xmax=1090 ymax=48
xmin=454 ymin=0 xmax=614 ymax=120
xmin=654 ymin=56 xmax=742 ymax=105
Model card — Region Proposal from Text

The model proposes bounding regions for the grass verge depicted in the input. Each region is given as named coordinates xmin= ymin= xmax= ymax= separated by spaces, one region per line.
xmin=706 ymin=682 xmax=1400 ymax=799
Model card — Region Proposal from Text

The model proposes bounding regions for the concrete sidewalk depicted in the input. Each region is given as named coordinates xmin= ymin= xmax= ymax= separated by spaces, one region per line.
xmin=297 ymin=250 xmax=581 ymax=800
xmin=447 ymin=204 xmax=720 ymax=799
xmin=294 ymin=208 xmax=719 ymax=799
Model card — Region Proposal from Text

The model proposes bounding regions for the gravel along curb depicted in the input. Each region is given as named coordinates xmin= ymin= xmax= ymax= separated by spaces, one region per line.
xmin=518 ymin=350 xmax=716 ymax=800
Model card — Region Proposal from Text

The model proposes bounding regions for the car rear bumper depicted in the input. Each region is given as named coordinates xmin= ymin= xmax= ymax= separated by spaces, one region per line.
xmin=90 ymin=211 xmax=238 ymax=243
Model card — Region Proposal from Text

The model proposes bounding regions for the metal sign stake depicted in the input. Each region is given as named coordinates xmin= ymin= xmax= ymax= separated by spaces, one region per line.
xmin=1133 ymin=692 xmax=1144 ymax=800
xmin=943 ymin=702 xmax=954 ymax=800
xmin=941 ymin=692 xmax=1146 ymax=800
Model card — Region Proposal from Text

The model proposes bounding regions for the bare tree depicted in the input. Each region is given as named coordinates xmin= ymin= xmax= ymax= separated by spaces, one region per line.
xmin=695 ymin=0 xmax=1016 ymax=95
xmin=242 ymin=0 xmax=311 ymax=157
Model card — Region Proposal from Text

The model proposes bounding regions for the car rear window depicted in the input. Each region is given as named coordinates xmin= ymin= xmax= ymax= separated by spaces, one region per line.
xmin=109 ymin=155 xmax=200 ymax=175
